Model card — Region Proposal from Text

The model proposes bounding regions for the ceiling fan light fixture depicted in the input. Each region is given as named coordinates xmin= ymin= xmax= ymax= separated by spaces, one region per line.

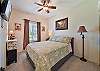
xmin=43 ymin=7 xmax=48 ymax=10
xmin=35 ymin=0 xmax=56 ymax=13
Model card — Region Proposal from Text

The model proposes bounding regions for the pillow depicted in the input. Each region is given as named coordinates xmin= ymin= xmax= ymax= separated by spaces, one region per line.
xmin=49 ymin=35 xmax=62 ymax=41
xmin=49 ymin=35 xmax=72 ymax=43
xmin=49 ymin=35 xmax=57 ymax=41
xmin=55 ymin=36 xmax=63 ymax=42
xmin=60 ymin=37 xmax=72 ymax=43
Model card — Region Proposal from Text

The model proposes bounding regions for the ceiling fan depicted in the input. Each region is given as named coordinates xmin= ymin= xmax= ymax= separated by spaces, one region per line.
xmin=34 ymin=0 xmax=56 ymax=13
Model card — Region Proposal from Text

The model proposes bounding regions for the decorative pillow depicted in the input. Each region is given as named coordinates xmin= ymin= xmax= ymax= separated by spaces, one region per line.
xmin=60 ymin=37 xmax=72 ymax=43
xmin=49 ymin=35 xmax=72 ymax=43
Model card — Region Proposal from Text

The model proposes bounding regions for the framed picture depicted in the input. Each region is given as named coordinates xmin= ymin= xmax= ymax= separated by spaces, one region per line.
xmin=56 ymin=18 xmax=68 ymax=30
xmin=42 ymin=26 xmax=45 ymax=31
xmin=15 ymin=23 xmax=21 ymax=30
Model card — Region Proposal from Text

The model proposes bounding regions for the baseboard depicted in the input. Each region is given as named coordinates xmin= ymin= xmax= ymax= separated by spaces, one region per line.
xmin=74 ymin=55 xmax=100 ymax=66
xmin=0 ymin=67 xmax=5 ymax=71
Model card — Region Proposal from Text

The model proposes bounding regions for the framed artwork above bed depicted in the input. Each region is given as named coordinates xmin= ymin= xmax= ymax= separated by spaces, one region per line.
xmin=56 ymin=18 xmax=68 ymax=30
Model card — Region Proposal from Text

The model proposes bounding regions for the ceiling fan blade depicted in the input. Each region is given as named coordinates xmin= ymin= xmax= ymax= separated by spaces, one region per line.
xmin=43 ymin=1 xmax=46 ymax=5
xmin=46 ymin=10 xmax=50 ymax=13
xmin=47 ymin=0 xmax=50 ymax=3
xmin=38 ymin=8 xmax=43 ymax=12
xmin=34 ymin=2 xmax=43 ymax=6
xmin=48 ymin=6 xmax=56 ymax=9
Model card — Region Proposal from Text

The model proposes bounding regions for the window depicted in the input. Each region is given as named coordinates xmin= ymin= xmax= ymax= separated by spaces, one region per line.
xmin=29 ymin=21 xmax=38 ymax=43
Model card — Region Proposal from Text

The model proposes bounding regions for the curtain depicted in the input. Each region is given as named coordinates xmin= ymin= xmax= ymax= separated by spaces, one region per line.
xmin=23 ymin=19 xmax=30 ymax=50
xmin=37 ymin=22 xmax=41 ymax=41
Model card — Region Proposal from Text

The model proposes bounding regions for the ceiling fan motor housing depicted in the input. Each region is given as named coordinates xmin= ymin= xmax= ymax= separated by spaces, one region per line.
xmin=41 ymin=0 xmax=50 ymax=4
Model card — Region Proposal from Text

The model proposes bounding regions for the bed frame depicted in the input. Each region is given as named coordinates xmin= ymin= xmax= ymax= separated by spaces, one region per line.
xmin=26 ymin=38 xmax=74 ymax=71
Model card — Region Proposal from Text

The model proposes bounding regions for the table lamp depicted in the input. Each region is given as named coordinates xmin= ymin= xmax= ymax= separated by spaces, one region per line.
xmin=9 ymin=30 xmax=14 ymax=40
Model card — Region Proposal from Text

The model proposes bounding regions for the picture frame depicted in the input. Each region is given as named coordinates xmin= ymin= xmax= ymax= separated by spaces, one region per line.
xmin=15 ymin=23 xmax=21 ymax=30
xmin=42 ymin=26 xmax=45 ymax=31
xmin=56 ymin=18 xmax=68 ymax=30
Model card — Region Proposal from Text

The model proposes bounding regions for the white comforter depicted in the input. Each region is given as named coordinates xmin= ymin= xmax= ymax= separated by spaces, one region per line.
xmin=26 ymin=41 xmax=72 ymax=71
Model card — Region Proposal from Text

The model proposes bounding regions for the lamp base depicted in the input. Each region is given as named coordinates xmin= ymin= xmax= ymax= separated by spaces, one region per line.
xmin=80 ymin=57 xmax=87 ymax=62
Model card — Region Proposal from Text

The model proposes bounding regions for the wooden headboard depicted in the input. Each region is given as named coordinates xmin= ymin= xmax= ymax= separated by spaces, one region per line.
xmin=71 ymin=38 xmax=74 ymax=54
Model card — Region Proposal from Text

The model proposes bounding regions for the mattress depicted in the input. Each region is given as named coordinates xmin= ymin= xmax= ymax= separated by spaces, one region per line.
xmin=26 ymin=41 xmax=72 ymax=71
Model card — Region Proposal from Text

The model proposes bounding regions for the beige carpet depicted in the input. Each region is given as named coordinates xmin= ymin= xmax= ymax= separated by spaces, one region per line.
xmin=5 ymin=51 xmax=100 ymax=71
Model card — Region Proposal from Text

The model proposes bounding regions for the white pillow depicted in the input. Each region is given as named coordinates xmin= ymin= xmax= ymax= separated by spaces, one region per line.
xmin=55 ymin=36 xmax=63 ymax=42
xmin=49 ymin=35 xmax=72 ymax=43
xmin=49 ymin=35 xmax=57 ymax=41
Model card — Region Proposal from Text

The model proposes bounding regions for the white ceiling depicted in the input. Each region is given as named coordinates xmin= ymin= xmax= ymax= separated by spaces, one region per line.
xmin=11 ymin=0 xmax=87 ymax=17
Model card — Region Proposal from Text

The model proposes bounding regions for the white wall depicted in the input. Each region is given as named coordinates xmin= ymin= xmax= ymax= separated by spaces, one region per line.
xmin=0 ymin=16 xmax=8 ymax=68
xmin=49 ymin=0 xmax=99 ymax=65
xmin=8 ymin=9 xmax=49 ymax=52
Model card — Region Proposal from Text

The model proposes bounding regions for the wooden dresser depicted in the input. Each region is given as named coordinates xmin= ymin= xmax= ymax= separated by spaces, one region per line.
xmin=6 ymin=39 xmax=17 ymax=66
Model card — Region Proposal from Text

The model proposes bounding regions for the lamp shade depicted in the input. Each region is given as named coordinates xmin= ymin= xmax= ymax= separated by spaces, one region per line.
xmin=9 ymin=30 xmax=14 ymax=34
xmin=78 ymin=26 xmax=87 ymax=32
xmin=49 ymin=31 xmax=52 ymax=36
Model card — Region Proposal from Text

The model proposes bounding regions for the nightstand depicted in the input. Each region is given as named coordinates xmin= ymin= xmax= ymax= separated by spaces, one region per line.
xmin=6 ymin=39 xmax=17 ymax=66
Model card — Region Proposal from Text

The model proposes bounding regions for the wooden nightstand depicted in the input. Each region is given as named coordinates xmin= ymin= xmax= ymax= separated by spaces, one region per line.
xmin=6 ymin=39 xmax=17 ymax=66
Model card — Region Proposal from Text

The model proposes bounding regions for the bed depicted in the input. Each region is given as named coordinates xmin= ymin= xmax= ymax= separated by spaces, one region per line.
xmin=26 ymin=36 xmax=74 ymax=71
